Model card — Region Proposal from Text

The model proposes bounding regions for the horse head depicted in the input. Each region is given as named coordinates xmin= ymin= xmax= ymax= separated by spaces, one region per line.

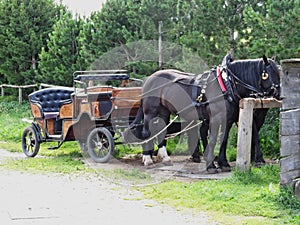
xmin=226 ymin=55 xmax=281 ymax=99
xmin=260 ymin=55 xmax=281 ymax=99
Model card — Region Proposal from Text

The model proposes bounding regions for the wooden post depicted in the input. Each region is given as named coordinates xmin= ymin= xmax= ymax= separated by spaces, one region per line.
xmin=1 ymin=86 xmax=4 ymax=96
xmin=280 ymin=59 xmax=300 ymax=199
xmin=18 ymin=87 xmax=22 ymax=104
xmin=158 ymin=21 xmax=163 ymax=68
xmin=236 ymin=98 xmax=254 ymax=171
xmin=236 ymin=98 xmax=281 ymax=171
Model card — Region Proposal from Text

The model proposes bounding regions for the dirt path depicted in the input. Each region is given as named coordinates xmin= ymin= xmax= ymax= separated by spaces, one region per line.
xmin=0 ymin=149 xmax=217 ymax=225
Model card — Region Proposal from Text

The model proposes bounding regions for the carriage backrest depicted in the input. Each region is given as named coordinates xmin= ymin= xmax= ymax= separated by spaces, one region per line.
xmin=29 ymin=87 xmax=74 ymax=113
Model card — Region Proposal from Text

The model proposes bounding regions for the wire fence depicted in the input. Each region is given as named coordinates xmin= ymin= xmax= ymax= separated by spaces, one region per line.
xmin=0 ymin=83 xmax=67 ymax=104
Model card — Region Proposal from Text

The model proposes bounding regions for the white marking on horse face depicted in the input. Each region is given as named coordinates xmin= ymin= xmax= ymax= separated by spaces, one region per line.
xmin=158 ymin=146 xmax=171 ymax=162
xmin=142 ymin=155 xmax=154 ymax=166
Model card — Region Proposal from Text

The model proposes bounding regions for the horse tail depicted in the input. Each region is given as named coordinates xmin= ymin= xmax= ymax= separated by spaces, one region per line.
xmin=129 ymin=99 xmax=144 ymax=128
xmin=123 ymin=99 xmax=144 ymax=143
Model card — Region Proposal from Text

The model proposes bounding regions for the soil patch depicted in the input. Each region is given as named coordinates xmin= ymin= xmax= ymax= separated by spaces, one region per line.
xmin=83 ymin=154 xmax=233 ymax=183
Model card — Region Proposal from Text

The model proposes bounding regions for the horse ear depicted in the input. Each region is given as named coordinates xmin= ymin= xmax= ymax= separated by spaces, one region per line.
xmin=263 ymin=55 xmax=270 ymax=66
xmin=222 ymin=53 xmax=233 ymax=66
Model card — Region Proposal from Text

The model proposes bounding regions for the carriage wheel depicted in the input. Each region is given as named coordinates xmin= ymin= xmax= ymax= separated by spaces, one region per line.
xmin=21 ymin=126 xmax=40 ymax=157
xmin=87 ymin=127 xmax=114 ymax=163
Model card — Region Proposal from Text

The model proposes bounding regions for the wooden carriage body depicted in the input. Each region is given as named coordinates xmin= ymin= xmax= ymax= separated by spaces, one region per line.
xmin=25 ymin=70 xmax=142 ymax=158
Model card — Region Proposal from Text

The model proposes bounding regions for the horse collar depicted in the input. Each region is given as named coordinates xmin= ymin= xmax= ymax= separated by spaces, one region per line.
xmin=216 ymin=66 xmax=238 ymax=103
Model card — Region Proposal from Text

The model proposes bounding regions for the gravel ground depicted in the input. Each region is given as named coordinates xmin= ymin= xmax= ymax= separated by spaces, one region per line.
xmin=0 ymin=149 xmax=217 ymax=225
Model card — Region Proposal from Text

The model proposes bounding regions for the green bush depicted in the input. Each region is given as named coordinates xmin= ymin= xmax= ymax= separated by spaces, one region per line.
xmin=260 ymin=108 xmax=280 ymax=158
xmin=0 ymin=100 xmax=31 ymax=142
xmin=276 ymin=185 xmax=300 ymax=211
xmin=225 ymin=108 xmax=280 ymax=162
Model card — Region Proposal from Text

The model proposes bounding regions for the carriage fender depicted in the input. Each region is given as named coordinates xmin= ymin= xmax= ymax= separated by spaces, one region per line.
xmin=70 ymin=112 xmax=95 ymax=140
xmin=31 ymin=122 xmax=43 ymax=143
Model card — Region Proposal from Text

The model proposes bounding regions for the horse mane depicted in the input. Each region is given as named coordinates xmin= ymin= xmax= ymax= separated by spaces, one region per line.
xmin=227 ymin=59 xmax=265 ymax=88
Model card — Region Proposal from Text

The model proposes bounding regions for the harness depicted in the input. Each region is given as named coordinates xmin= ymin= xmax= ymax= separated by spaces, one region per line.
xmin=131 ymin=61 xmax=279 ymax=146
xmin=216 ymin=66 xmax=239 ymax=104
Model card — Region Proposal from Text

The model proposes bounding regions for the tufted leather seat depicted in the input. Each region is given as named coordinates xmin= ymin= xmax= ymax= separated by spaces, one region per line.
xmin=29 ymin=87 xmax=74 ymax=119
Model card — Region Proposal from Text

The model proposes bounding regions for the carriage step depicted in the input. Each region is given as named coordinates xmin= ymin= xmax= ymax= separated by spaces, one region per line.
xmin=48 ymin=146 xmax=59 ymax=150
xmin=47 ymin=134 xmax=62 ymax=140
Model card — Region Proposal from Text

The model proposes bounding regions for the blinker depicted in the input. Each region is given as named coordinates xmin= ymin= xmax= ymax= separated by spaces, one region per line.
xmin=262 ymin=71 xmax=269 ymax=80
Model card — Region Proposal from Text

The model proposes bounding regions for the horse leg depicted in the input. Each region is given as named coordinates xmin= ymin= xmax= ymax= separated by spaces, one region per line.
xmin=200 ymin=119 xmax=209 ymax=152
xmin=141 ymin=114 xmax=155 ymax=166
xmin=251 ymin=123 xmax=265 ymax=166
xmin=142 ymin=142 xmax=154 ymax=166
xmin=252 ymin=119 xmax=266 ymax=166
xmin=129 ymin=100 xmax=143 ymax=128
xmin=156 ymin=113 xmax=172 ymax=165
xmin=252 ymin=109 xmax=268 ymax=166
xmin=188 ymin=119 xmax=210 ymax=163
xmin=204 ymin=118 xmax=220 ymax=173
xmin=217 ymin=121 xmax=233 ymax=171
xmin=157 ymin=139 xmax=172 ymax=165
xmin=187 ymin=123 xmax=201 ymax=163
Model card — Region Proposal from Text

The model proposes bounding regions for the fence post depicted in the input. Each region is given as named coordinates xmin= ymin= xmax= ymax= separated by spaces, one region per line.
xmin=236 ymin=98 xmax=254 ymax=171
xmin=1 ymin=86 xmax=3 ymax=96
xmin=18 ymin=87 xmax=22 ymax=104
xmin=280 ymin=59 xmax=300 ymax=199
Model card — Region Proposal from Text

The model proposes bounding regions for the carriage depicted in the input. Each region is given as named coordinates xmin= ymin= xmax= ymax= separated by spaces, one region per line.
xmin=21 ymin=70 xmax=143 ymax=163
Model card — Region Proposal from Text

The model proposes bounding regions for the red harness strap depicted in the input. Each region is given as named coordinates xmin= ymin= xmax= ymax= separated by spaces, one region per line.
xmin=217 ymin=67 xmax=227 ymax=92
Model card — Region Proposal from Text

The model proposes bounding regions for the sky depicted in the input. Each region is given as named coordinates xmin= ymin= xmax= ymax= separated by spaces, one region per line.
xmin=59 ymin=0 xmax=107 ymax=16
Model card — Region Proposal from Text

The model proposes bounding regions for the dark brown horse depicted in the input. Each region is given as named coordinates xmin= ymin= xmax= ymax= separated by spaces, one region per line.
xmin=129 ymin=55 xmax=280 ymax=172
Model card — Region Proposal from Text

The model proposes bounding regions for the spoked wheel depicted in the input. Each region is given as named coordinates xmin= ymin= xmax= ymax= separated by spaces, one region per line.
xmin=21 ymin=126 xmax=40 ymax=157
xmin=87 ymin=127 xmax=114 ymax=163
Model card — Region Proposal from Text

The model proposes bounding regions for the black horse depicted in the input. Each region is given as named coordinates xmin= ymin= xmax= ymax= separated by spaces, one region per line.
xmin=128 ymin=55 xmax=280 ymax=172
xmin=215 ymin=55 xmax=280 ymax=170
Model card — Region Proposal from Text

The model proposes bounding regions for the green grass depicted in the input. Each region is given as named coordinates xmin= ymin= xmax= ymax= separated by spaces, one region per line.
xmin=1 ymin=157 xmax=87 ymax=174
xmin=140 ymin=165 xmax=300 ymax=224
xmin=0 ymin=100 xmax=31 ymax=142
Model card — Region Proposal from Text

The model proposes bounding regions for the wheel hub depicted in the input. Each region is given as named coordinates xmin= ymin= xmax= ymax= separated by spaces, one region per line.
xmin=96 ymin=141 xmax=103 ymax=149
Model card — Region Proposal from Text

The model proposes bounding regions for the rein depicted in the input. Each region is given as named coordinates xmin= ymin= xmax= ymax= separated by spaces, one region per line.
xmin=128 ymin=114 xmax=203 ymax=145
xmin=225 ymin=61 xmax=279 ymax=98
xmin=226 ymin=68 xmax=265 ymax=97
xmin=128 ymin=114 xmax=180 ymax=145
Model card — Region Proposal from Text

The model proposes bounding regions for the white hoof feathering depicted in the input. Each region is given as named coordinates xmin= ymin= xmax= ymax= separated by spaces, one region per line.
xmin=143 ymin=155 xmax=153 ymax=166
xmin=158 ymin=146 xmax=171 ymax=162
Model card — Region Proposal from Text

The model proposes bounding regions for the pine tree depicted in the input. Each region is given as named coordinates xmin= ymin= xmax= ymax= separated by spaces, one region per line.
xmin=38 ymin=11 xmax=86 ymax=86
xmin=0 ymin=0 xmax=63 ymax=85
xmin=241 ymin=0 xmax=300 ymax=59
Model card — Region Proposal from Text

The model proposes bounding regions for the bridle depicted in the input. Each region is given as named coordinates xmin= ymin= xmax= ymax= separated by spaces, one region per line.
xmin=259 ymin=62 xmax=280 ymax=98
xmin=225 ymin=61 xmax=280 ymax=99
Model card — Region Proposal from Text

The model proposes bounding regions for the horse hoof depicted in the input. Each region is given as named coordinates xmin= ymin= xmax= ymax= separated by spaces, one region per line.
xmin=207 ymin=168 xmax=219 ymax=174
xmin=218 ymin=161 xmax=231 ymax=168
xmin=254 ymin=162 xmax=265 ymax=167
xmin=143 ymin=155 xmax=154 ymax=166
xmin=191 ymin=157 xmax=201 ymax=163
xmin=221 ymin=167 xmax=231 ymax=172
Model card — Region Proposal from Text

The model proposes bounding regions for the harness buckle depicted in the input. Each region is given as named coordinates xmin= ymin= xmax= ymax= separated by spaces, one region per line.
xmin=197 ymin=93 xmax=203 ymax=102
